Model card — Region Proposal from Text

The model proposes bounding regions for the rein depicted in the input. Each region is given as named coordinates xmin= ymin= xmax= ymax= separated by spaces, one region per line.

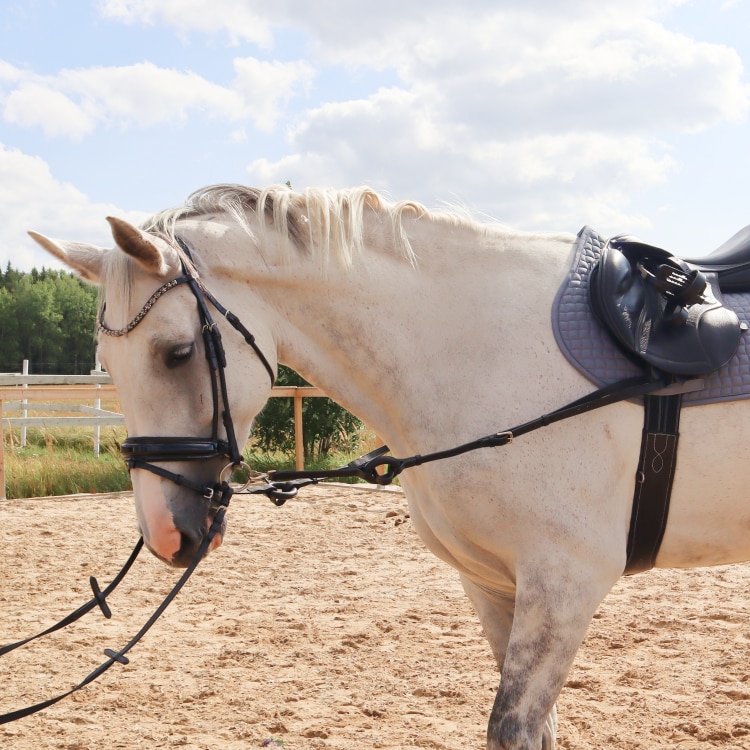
xmin=261 ymin=374 xmax=674 ymax=489
xmin=0 ymin=486 xmax=231 ymax=725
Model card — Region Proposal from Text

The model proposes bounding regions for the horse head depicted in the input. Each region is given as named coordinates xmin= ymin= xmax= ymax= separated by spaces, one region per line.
xmin=29 ymin=217 xmax=277 ymax=567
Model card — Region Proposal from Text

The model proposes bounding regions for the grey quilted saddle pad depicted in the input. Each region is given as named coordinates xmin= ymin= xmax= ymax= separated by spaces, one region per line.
xmin=552 ymin=226 xmax=750 ymax=406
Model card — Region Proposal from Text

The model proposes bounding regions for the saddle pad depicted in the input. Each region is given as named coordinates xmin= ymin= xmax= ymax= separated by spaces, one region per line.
xmin=552 ymin=226 xmax=750 ymax=406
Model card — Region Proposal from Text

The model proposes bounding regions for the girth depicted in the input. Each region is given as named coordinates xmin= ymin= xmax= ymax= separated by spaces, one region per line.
xmin=624 ymin=393 xmax=683 ymax=575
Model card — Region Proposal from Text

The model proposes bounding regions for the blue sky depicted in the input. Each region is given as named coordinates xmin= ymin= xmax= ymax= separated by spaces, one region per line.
xmin=2 ymin=0 xmax=749 ymax=272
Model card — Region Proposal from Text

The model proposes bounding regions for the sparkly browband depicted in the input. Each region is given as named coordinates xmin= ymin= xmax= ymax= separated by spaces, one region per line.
xmin=97 ymin=276 xmax=190 ymax=337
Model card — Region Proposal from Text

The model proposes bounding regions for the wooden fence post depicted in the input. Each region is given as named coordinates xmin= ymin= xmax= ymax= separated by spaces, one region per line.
xmin=294 ymin=389 xmax=304 ymax=470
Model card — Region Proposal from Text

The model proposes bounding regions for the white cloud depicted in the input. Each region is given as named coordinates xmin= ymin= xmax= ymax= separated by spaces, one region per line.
xmin=247 ymin=89 xmax=677 ymax=232
xmin=5 ymin=84 xmax=96 ymax=140
xmin=227 ymin=0 xmax=746 ymax=233
xmin=73 ymin=3 xmax=750 ymax=142
xmin=98 ymin=0 xmax=276 ymax=46
xmin=0 ymin=144 xmax=143 ymax=272
xmin=232 ymin=58 xmax=314 ymax=132
xmin=0 ymin=59 xmax=314 ymax=138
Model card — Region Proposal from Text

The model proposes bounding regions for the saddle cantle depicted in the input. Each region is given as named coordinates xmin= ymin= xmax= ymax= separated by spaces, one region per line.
xmin=589 ymin=235 xmax=743 ymax=375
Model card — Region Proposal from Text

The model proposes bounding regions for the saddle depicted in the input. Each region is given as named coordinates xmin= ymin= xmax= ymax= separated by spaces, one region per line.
xmin=560 ymin=225 xmax=750 ymax=575
xmin=589 ymin=228 xmax=750 ymax=376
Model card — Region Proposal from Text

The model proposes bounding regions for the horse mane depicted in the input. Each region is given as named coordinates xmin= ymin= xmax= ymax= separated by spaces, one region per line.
xmin=99 ymin=184 xmax=571 ymax=317
xmin=138 ymin=183 xmax=477 ymax=269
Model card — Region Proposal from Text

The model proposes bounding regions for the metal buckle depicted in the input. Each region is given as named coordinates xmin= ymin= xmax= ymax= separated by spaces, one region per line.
xmin=219 ymin=461 xmax=268 ymax=492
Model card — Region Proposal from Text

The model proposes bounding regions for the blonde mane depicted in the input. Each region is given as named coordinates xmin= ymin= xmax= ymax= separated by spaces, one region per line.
xmin=99 ymin=184 xmax=566 ymax=317
xmin=137 ymin=183 xmax=491 ymax=269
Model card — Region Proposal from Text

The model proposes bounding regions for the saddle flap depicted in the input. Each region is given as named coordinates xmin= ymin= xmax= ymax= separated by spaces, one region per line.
xmin=590 ymin=235 xmax=742 ymax=376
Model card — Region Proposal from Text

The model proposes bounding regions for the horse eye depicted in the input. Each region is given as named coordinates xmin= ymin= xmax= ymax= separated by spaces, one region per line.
xmin=166 ymin=343 xmax=195 ymax=368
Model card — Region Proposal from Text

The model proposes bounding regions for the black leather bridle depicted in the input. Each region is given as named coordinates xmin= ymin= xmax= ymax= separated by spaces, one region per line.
xmin=99 ymin=239 xmax=276 ymax=503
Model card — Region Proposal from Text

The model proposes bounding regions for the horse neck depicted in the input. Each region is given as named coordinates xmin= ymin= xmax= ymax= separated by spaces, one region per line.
xmin=207 ymin=215 xmax=574 ymax=454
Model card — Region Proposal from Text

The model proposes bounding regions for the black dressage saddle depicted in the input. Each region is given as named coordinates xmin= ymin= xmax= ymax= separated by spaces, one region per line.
xmin=589 ymin=226 xmax=750 ymax=376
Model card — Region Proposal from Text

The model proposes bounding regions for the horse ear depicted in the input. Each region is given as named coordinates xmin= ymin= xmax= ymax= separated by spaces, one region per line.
xmin=106 ymin=216 xmax=179 ymax=278
xmin=27 ymin=231 xmax=106 ymax=283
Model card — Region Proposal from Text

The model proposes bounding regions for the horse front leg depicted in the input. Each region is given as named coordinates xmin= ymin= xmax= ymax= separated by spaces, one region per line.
xmin=460 ymin=575 xmax=557 ymax=750
xmin=475 ymin=563 xmax=615 ymax=750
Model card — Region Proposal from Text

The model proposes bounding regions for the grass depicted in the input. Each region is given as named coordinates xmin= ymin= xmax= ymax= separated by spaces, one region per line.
xmin=3 ymin=426 xmax=131 ymax=499
xmin=3 ymin=424 xmax=384 ymax=499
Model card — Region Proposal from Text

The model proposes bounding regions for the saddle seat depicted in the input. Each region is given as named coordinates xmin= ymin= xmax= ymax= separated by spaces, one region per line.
xmin=590 ymin=230 xmax=748 ymax=376
xmin=689 ymin=224 xmax=750 ymax=291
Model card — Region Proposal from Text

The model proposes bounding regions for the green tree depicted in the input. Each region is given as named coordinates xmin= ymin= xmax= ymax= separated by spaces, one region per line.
xmin=13 ymin=275 xmax=63 ymax=372
xmin=0 ymin=285 xmax=21 ymax=369
xmin=53 ymin=272 xmax=98 ymax=373
xmin=0 ymin=265 xmax=98 ymax=374
xmin=0 ymin=262 xmax=22 ymax=292
xmin=252 ymin=366 xmax=363 ymax=459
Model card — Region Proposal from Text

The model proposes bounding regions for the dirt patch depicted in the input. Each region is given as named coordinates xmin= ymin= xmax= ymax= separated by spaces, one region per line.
xmin=1 ymin=485 xmax=749 ymax=749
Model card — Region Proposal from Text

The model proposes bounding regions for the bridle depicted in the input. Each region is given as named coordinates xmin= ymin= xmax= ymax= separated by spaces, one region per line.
xmin=99 ymin=239 xmax=276 ymax=503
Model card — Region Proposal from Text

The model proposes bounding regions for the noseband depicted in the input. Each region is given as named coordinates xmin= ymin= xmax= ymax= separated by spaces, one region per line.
xmin=98 ymin=239 xmax=276 ymax=501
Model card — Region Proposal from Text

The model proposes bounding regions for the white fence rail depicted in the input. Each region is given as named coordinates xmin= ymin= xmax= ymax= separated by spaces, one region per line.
xmin=0 ymin=374 xmax=327 ymax=500
xmin=2 ymin=402 xmax=126 ymax=428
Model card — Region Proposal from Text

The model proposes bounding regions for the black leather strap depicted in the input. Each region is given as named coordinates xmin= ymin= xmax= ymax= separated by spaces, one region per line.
xmin=121 ymin=437 xmax=230 ymax=462
xmin=624 ymin=394 xmax=682 ymax=574
xmin=270 ymin=376 xmax=671 ymax=486
xmin=0 ymin=490 xmax=231 ymax=724
xmin=0 ymin=539 xmax=144 ymax=659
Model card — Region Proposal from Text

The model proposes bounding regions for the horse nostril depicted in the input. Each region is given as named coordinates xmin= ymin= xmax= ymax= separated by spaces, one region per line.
xmin=169 ymin=512 xmax=226 ymax=567
xmin=171 ymin=530 xmax=202 ymax=568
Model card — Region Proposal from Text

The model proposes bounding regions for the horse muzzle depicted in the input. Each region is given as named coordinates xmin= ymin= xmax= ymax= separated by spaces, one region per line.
xmin=123 ymin=436 xmax=233 ymax=567
xmin=170 ymin=504 xmax=227 ymax=568
xmin=135 ymin=482 xmax=228 ymax=568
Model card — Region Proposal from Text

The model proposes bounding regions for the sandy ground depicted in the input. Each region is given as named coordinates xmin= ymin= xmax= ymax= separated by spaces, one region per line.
xmin=1 ymin=485 xmax=750 ymax=749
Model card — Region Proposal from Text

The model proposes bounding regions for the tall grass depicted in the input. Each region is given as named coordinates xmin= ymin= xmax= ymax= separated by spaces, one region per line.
xmin=3 ymin=425 xmax=382 ymax=499
xmin=4 ymin=426 xmax=131 ymax=499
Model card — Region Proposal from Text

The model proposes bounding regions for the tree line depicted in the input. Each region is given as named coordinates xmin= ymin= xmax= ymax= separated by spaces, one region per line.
xmin=0 ymin=263 xmax=362 ymax=458
xmin=0 ymin=263 xmax=98 ymax=374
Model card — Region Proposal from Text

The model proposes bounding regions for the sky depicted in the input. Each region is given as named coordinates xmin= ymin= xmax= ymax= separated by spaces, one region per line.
xmin=2 ymin=0 xmax=750 ymax=272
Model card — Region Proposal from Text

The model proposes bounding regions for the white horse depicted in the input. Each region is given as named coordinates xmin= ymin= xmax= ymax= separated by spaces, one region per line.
xmin=30 ymin=185 xmax=750 ymax=750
